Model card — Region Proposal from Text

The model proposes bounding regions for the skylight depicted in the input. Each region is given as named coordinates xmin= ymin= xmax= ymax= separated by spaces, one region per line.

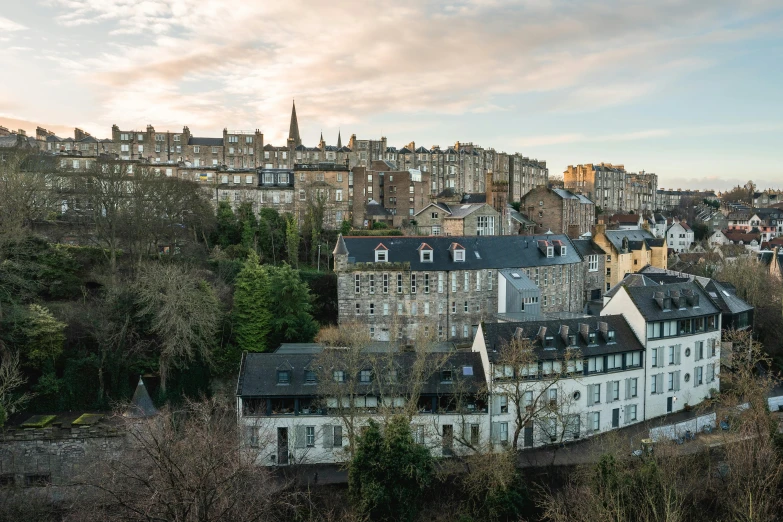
xmin=511 ymin=272 xmax=521 ymax=279
xmin=474 ymin=251 xmax=481 ymax=259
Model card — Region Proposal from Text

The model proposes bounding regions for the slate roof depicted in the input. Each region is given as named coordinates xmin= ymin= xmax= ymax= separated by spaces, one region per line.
xmin=365 ymin=201 xmax=393 ymax=217
xmin=188 ymin=137 xmax=223 ymax=146
xmin=339 ymin=234 xmax=583 ymax=271
xmin=415 ymin=146 xmax=430 ymax=154
xmin=571 ymin=239 xmax=605 ymax=258
xmin=612 ymin=214 xmax=642 ymax=225
xmin=604 ymin=229 xmax=663 ymax=252
xmin=236 ymin=350 xmax=486 ymax=398
xmin=445 ymin=203 xmax=486 ymax=219
xmin=703 ymin=280 xmax=754 ymax=315
xmin=414 ymin=202 xmax=452 ymax=217
xmin=509 ymin=209 xmax=535 ymax=226
xmin=604 ymin=273 xmax=663 ymax=299
xmin=482 ymin=315 xmax=644 ymax=361
xmin=622 ymin=282 xmax=720 ymax=322
xmin=124 ymin=377 xmax=158 ymax=418
xmin=460 ymin=193 xmax=487 ymax=204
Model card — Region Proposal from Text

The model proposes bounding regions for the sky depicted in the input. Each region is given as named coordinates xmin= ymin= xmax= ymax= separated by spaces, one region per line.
xmin=1 ymin=0 xmax=782 ymax=191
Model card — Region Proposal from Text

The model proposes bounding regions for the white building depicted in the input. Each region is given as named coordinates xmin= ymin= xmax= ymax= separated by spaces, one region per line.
xmin=601 ymin=282 xmax=721 ymax=417
xmin=666 ymin=220 xmax=695 ymax=253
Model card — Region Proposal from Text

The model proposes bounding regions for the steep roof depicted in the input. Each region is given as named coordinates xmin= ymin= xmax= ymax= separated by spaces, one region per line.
xmin=460 ymin=193 xmax=487 ymax=204
xmin=288 ymin=100 xmax=301 ymax=146
xmin=482 ymin=315 xmax=644 ymax=361
xmin=571 ymin=239 xmax=605 ymax=258
xmin=445 ymin=203 xmax=489 ymax=219
xmin=124 ymin=377 xmax=158 ymax=418
xmin=604 ymin=229 xmax=663 ymax=252
xmin=340 ymin=234 xmax=583 ymax=271
xmin=703 ymin=280 xmax=754 ymax=315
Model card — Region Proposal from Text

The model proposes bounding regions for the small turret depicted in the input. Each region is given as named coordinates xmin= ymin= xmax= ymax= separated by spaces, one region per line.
xmin=333 ymin=234 xmax=349 ymax=272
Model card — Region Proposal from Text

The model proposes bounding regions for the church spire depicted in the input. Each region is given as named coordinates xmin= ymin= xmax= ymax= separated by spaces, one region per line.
xmin=337 ymin=128 xmax=342 ymax=148
xmin=288 ymin=100 xmax=302 ymax=147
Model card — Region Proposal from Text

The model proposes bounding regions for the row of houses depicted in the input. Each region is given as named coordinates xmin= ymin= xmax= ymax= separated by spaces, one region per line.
xmin=237 ymin=259 xmax=747 ymax=463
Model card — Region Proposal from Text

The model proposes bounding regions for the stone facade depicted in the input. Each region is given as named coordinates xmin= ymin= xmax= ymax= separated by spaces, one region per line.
xmin=293 ymin=163 xmax=352 ymax=229
xmin=333 ymin=235 xmax=586 ymax=343
xmin=0 ymin=424 xmax=125 ymax=489
xmin=592 ymin=224 xmax=667 ymax=291
xmin=519 ymin=186 xmax=595 ymax=238
xmin=350 ymin=161 xmax=430 ymax=228
xmin=564 ymin=163 xmax=657 ymax=214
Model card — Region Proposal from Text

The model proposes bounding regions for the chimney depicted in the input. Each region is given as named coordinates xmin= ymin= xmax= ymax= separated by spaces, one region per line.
xmin=579 ymin=323 xmax=590 ymax=342
xmin=537 ymin=326 xmax=547 ymax=342
xmin=598 ymin=321 xmax=609 ymax=334
xmin=559 ymin=325 xmax=569 ymax=344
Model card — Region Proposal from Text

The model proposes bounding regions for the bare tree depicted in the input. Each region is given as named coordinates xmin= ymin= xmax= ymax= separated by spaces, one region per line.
xmin=493 ymin=335 xmax=582 ymax=449
xmin=70 ymin=397 xmax=300 ymax=522
xmin=134 ymin=263 xmax=222 ymax=392
xmin=0 ymin=350 xmax=32 ymax=423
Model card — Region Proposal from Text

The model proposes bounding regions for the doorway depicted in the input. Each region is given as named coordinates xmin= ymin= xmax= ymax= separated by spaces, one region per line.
xmin=667 ymin=397 xmax=673 ymax=413
xmin=277 ymin=427 xmax=289 ymax=465
xmin=612 ymin=408 xmax=620 ymax=428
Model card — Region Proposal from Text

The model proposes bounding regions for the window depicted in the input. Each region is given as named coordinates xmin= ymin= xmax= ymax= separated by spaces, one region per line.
xmin=306 ymin=426 xmax=315 ymax=447
xmin=432 ymin=225 xmax=441 ymax=235
xmin=626 ymin=352 xmax=641 ymax=367
xmin=463 ymin=324 xmax=469 ymax=338
xmin=383 ymin=274 xmax=389 ymax=294
xmin=695 ymin=341 xmax=704 ymax=361
xmin=591 ymin=383 xmax=601 ymax=404
xmin=375 ymin=249 xmax=387 ymax=262
xmin=626 ymin=404 xmax=637 ymax=422
xmin=336 ymin=189 xmax=343 ymax=201
xmin=610 ymin=381 xmax=620 ymax=401
xmin=421 ymin=249 xmax=433 ymax=262
xmin=710 ymin=339 xmax=717 ymax=357
xmin=397 ymin=303 xmax=403 ymax=315
xmin=383 ymin=303 xmax=389 ymax=316
xmin=438 ymin=273 xmax=444 ymax=293
xmin=695 ymin=366 xmax=703 ymax=385
xmin=549 ymin=387 xmax=558 ymax=406
xmin=137 ymin=133 xmax=143 ymax=141
xmin=411 ymin=274 xmax=417 ymax=293
xmin=628 ymin=377 xmax=638 ymax=398
xmin=488 ymin=271 xmax=493 ymax=290
xmin=454 ymin=249 xmax=465 ymax=262
xmin=424 ymin=302 xmax=430 ymax=315
xmin=333 ymin=370 xmax=345 ymax=383
xmin=369 ymin=274 xmax=375 ymax=294
xmin=471 ymin=424 xmax=480 ymax=445
xmin=500 ymin=422 xmax=509 ymax=443
xmin=355 ymin=303 xmax=360 ymax=315
xmin=707 ymin=363 xmax=716 ymax=383
xmin=464 ymin=272 xmax=469 ymax=291
xmin=451 ymin=273 xmax=457 ymax=292
xmin=607 ymin=354 xmax=622 ymax=370
xmin=424 ymin=274 xmax=430 ymax=293
xmin=355 ymin=274 xmax=361 ymax=294
xmin=369 ymin=303 xmax=375 ymax=315
xmin=299 ymin=190 xmax=306 ymax=200
xmin=591 ymin=412 xmax=600 ymax=432
xmin=451 ymin=301 xmax=456 ymax=314
xmin=588 ymin=357 xmax=604 ymax=373
xmin=359 ymin=370 xmax=372 ymax=383
xmin=588 ymin=255 xmax=599 ymax=272
xmin=194 ymin=146 xmax=200 ymax=153
xmin=277 ymin=370 xmax=290 ymax=384
xmin=305 ymin=370 xmax=316 ymax=384
xmin=397 ymin=273 xmax=403 ymax=293
xmin=476 ymin=215 xmax=495 ymax=235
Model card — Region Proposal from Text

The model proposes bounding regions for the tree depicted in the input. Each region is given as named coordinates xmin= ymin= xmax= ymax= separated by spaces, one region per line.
xmin=493 ymin=334 xmax=581 ymax=449
xmin=257 ymin=208 xmax=286 ymax=265
xmin=266 ymin=263 xmax=319 ymax=349
xmin=348 ymin=416 xmax=433 ymax=522
xmin=285 ymin=214 xmax=299 ymax=267
xmin=213 ymin=200 xmax=241 ymax=249
xmin=22 ymin=304 xmax=66 ymax=368
xmin=0 ymin=150 xmax=56 ymax=243
xmin=73 ymin=397 xmax=299 ymax=522
xmin=134 ymin=263 xmax=222 ymax=392
xmin=232 ymin=252 xmax=272 ymax=353
xmin=0 ymin=350 xmax=32 ymax=426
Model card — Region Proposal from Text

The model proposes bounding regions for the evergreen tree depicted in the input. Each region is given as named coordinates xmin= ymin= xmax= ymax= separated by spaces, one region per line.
xmin=348 ymin=417 xmax=433 ymax=522
xmin=213 ymin=201 xmax=241 ymax=248
xmin=236 ymin=202 xmax=258 ymax=251
xmin=285 ymin=214 xmax=299 ymax=267
xmin=266 ymin=263 xmax=318 ymax=349
xmin=232 ymin=252 xmax=272 ymax=353
xmin=22 ymin=304 xmax=66 ymax=368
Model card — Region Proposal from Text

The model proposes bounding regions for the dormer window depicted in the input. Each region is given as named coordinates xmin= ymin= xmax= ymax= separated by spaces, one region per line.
xmin=547 ymin=246 xmax=554 ymax=258
xmin=277 ymin=370 xmax=291 ymax=385
xmin=588 ymin=332 xmax=597 ymax=345
xmin=450 ymin=243 xmax=466 ymax=262
xmin=560 ymin=246 xmax=567 ymax=256
xmin=607 ymin=330 xmax=615 ymax=342
xmin=544 ymin=336 xmax=555 ymax=349
xmin=374 ymin=243 xmax=388 ymax=262
xmin=419 ymin=243 xmax=433 ymax=262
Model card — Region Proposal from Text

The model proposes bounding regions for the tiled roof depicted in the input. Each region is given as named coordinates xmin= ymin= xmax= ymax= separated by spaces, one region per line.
xmin=622 ymin=282 xmax=720 ymax=322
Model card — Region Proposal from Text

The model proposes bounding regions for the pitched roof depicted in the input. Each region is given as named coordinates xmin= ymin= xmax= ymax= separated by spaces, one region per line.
xmin=124 ymin=377 xmax=158 ymax=418
xmin=603 ymin=229 xmax=663 ymax=252
xmin=445 ymin=203 xmax=489 ymax=219
xmin=460 ymin=193 xmax=487 ymax=204
xmin=621 ymin=282 xmax=720 ymax=322
xmin=482 ymin=315 xmax=644 ymax=361
xmin=340 ymin=234 xmax=583 ymax=271
xmin=571 ymin=239 xmax=605 ymax=257
xmin=703 ymin=280 xmax=754 ymax=315
xmin=236 ymin=350 xmax=486 ymax=398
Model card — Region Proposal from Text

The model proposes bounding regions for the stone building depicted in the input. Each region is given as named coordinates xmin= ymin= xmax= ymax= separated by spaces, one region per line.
xmin=332 ymin=234 xmax=587 ymax=343
xmin=414 ymin=202 xmax=501 ymax=236
xmin=592 ymin=224 xmax=667 ymax=291
xmin=564 ymin=163 xmax=657 ymax=214
xmin=350 ymin=161 xmax=430 ymax=227
xmin=519 ymin=186 xmax=595 ymax=238
xmin=572 ymin=239 xmax=606 ymax=305
xmin=293 ymin=162 xmax=352 ymax=229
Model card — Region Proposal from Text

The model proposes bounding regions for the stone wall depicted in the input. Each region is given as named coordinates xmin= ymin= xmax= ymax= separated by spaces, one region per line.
xmin=0 ymin=424 xmax=126 ymax=490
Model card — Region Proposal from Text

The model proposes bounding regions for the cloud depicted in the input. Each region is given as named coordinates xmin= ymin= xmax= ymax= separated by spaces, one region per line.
xmin=518 ymin=129 xmax=672 ymax=147
xmin=0 ymin=16 xmax=27 ymax=31
xmin=11 ymin=0 xmax=781 ymax=144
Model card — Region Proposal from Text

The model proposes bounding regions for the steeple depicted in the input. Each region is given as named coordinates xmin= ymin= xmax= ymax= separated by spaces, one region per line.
xmin=337 ymin=129 xmax=342 ymax=148
xmin=287 ymin=100 xmax=302 ymax=147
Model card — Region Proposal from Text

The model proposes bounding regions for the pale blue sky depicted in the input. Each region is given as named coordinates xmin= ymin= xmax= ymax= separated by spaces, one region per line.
xmin=1 ymin=0 xmax=781 ymax=190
